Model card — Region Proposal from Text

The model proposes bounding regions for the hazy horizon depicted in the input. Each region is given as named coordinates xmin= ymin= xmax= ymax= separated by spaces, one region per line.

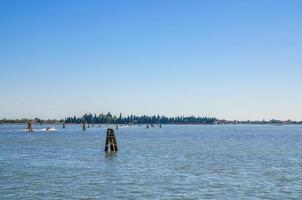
xmin=1 ymin=0 xmax=302 ymax=121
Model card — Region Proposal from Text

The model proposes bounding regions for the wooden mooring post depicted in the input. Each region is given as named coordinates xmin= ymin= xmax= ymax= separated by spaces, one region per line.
xmin=104 ymin=128 xmax=118 ymax=152
xmin=27 ymin=120 xmax=33 ymax=132
xmin=82 ymin=122 xmax=86 ymax=131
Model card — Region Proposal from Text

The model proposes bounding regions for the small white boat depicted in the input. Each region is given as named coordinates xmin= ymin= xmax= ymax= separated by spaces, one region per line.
xmin=42 ymin=127 xmax=57 ymax=132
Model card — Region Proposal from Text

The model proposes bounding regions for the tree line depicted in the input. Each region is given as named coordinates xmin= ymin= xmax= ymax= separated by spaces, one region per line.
xmin=0 ymin=118 xmax=63 ymax=124
xmin=64 ymin=113 xmax=217 ymax=124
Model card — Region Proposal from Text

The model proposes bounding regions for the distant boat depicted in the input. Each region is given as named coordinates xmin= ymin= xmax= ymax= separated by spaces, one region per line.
xmin=43 ymin=127 xmax=57 ymax=132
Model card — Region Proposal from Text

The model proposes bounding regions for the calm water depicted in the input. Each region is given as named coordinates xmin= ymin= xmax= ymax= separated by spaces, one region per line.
xmin=0 ymin=124 xmax=301 ymax=199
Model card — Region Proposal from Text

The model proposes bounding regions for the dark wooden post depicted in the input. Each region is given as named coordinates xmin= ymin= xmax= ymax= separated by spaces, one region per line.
xmin=27 ymin=120 xmax=33 ymax=132
xmin=104 ymin=128 xmax=118 ymax=152
xmin=82 ymin=122 xmax=86 ymax=131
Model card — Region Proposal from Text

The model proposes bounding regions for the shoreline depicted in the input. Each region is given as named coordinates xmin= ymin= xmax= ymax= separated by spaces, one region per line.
xmin=1 ymin=123 xmax=302 ymax=126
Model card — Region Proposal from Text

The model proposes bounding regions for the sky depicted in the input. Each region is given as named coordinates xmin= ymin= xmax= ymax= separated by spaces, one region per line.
xmin=0 ymin=0 xmax=302 ymax=120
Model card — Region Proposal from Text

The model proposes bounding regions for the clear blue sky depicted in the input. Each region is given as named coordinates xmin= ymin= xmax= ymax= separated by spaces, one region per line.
xmin=1 ymin=0 xmax=302 ymax=120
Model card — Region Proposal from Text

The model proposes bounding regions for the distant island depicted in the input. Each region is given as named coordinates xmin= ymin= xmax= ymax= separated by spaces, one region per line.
xmin=1 ymin=112 xmax=302 ymax=125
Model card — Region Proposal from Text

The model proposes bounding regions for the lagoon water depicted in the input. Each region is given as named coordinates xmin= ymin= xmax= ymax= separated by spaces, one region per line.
xmin=0 ymin=124 xmax=302 ymax=199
